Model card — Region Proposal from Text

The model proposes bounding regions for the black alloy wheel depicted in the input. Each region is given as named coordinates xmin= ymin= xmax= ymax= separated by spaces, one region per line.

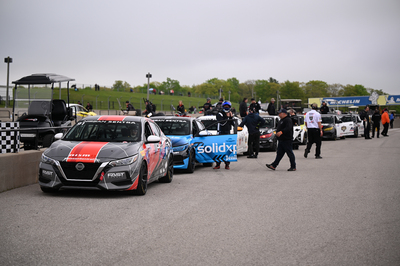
xmin=135 ymin=162 xmax=148 ymax=195
xmin=186 ymin=150 xmax=196 ymax=173
xmin=159 ymin=155 xmax=174 ymax=183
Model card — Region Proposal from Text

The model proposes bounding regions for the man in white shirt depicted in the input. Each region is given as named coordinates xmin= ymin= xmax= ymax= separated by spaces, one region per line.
xmin=304 ymin=103 xmax=323 ymax=159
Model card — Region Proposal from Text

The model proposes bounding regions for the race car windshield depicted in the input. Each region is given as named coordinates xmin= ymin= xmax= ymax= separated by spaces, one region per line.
xmin=261 ymin=117 xmax=274 ymax=128
xmin=340 ymin=116 xmax=352 ymax=122
xmin=322 ymin=117 xmax=334 ymax=123
xmin=200 ymin=120 xmax=218 ymax=131
xmin=154 ymin=120 xmax=191 ymax=135
xmin=63 ymin=121 xmax=142 ymax=142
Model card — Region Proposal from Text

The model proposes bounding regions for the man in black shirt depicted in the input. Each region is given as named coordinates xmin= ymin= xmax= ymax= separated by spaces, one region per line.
xmin=371 ymin=109 xmax=381 ymax=138
xmin=360 ymin=105 xmax=371 ymax=139
xmin=266 ymin=98 xmax=276 ymax=115
xmin=239 ymin=107 xmax=265 ymax=158
xmin=203 ymin=98 xmax=212 ymax=115
xmin=266 ymin=109 xmax=296 ymax=171
xmin=249 ymin=98 xmax=261 ymax=114
xmin=239 ymin=98 xmax=248 ymax=118
xmin=320 ymin=101 xmax=329 ymax=114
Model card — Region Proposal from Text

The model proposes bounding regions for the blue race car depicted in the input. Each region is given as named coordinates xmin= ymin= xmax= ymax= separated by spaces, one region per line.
xmin=152 ymin=116 xmax=238 ymax=173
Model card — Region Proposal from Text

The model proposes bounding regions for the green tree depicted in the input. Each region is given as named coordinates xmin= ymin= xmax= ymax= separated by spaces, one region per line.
xmin=280 ymin=81 xmax=305 ymax=101
xmin=342 ymin=84 xmax=369 ymax=96
xmin=303 ymin=80 xmax=329 ymax=98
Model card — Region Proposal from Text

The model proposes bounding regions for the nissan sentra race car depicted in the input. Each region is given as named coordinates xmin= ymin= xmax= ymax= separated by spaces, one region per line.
xmin=259 ymin=115 xmax=279 ymax=151
xmin=321 ymin=114 xmax=345 ymax=140
xmin=152 ymin=116 xmax=238 ymax=172
xmin=39 ymin=116 xmax=173 ymax=195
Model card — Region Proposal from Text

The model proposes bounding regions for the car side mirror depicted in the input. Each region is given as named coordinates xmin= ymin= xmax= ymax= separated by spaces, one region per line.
xmin=199 ymin=130 xmax=208 ymax=136
xmin=55 ymin=133 xmax=63 ymax=140
xmin=147 ymin=135 xmax=160 ymax=143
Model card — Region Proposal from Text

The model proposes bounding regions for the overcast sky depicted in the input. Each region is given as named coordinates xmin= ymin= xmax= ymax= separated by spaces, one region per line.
xmin=1 ymin=0 xmax=400 ymax=95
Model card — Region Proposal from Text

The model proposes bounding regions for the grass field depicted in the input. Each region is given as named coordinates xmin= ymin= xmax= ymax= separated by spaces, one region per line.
xmin=1 ymin=87 xmax=239 ymax=113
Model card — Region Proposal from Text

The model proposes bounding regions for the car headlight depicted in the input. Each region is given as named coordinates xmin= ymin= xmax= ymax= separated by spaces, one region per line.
xmin=173 ymin=145 xmax=188 ymax=152
xmin=324 ymin=127 xmax=333 ymax=131
xmin=109 ymin=154 xmax=138 ymax=167
xmin=41 ymin=153 xmax=57 ymax=165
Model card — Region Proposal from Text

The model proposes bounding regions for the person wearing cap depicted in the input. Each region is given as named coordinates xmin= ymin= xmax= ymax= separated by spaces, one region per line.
xmin=202 ymin=98 xmax=212 ymax=115
xmin=266 ymin=108 xmax=296 ymax=171
xmin=360 ymin=105 xmax=371 ymax=139
xmin=267 ymin=98 xmax=276 ymax=115
xmin=320 ymin=101 xmax=329 ymax=114
xmin=249 ymin=98 xmax=261 ymax=114
xmin=381 ymin=108 xmax=390 ymax=137
xmin=239 ymin=98 xmax=248 ymax=118
xmin=239 ymin=107 xmax=265 ymax=158
xmin=213 ymin=101 xmax=235 ymax=170
xmin=304 ymin=103 xmax=323 ymax=159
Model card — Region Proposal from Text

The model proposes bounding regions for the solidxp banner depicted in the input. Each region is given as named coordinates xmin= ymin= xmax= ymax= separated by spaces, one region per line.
xmin=193 ymin=134 xmax=237 ymax=163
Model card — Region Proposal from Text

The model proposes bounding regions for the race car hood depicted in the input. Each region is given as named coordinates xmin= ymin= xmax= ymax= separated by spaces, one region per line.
xmin=166 ymin=135 xmax=192 ymax=147
xmin=259 ymin=127 xmax=275 ymax=135
xmin=44 ymin=140 xmax=141 ymax=163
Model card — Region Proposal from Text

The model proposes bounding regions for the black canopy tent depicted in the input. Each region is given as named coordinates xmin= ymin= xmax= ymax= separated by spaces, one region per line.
xmin=11 ymin=73 xmax=75 ymax=121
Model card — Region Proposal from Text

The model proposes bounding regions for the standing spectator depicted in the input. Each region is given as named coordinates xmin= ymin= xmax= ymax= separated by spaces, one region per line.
xmin=381 ymin=109 xmax=390 ymax=136
xmin=266 ymin=109 xmax=296 ymax=171
xmin=213 ymin=101 xmax=235 ymax=170
xmin=371 ymin=109 xmax=381 ymax=138
xmin=390 ymin=112 xmax=395 ymax=128
xmin=77 ymin=101 xmax=82 ymax=105
xmin=320 ymin=101 xmax=329 ymax=114
xmin=86 ymin=102 xmax=93 ymax=111
xmin=304 ymin=103 xmax=323 ymax=159
xmin=203 ymin=98 xmax=212 ymax=115
xmin=177 ymin=100 xmax=185 ymax=114
xmin=360 ymin=106 xmax=371 ymax=139
xmin=239 ymin=107 xmax=265 ymax=158
xmin=266 ymin=98 xmax=276 ymax=115
xmin=239 ymin=98 xmax=248 ymax=118
xmin=249 ymin=98 xmax=261 ymax=114
xmin=289 ymin=109 xmax=298 ymax=126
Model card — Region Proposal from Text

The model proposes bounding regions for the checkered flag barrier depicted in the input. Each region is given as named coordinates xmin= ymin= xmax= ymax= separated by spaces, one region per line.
xmin=0 ymin=122 xmax=20 ymax=153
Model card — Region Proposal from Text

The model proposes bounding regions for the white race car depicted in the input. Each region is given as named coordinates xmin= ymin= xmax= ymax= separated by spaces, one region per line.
xmin=338 ymin=114 xmax=364 ymax=138
xmin=197 ymin=116 xmax=249 ymax=155
xmin=291 ymin=115 xmax=307 ymax=149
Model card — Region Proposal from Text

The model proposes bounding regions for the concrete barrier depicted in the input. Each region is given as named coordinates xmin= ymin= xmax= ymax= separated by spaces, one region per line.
xmin=0 ymin=149 xmax=44 ymax=193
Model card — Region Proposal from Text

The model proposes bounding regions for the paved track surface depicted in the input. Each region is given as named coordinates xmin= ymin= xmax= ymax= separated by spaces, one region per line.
xmin=1 ymin=129 xmax=400 ymax=266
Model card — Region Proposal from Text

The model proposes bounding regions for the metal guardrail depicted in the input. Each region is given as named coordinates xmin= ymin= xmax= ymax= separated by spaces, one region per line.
xmin=0 ymin=125 xmax=72 ymax=153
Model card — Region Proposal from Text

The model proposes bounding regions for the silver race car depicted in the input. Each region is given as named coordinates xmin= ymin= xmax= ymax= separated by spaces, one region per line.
xmin=39 ymin=115 xmax=173 ymax=195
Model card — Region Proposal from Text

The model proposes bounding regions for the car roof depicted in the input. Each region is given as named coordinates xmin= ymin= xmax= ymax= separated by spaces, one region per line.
xmin=82 ymin=115 xmax=144 ymax=122
xmin=151 ymin=116 xmax=194 ymax=121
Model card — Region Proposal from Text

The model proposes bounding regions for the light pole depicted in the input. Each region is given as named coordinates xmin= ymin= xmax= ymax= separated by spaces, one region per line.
xmin=4 ymin=56 xmax=12 ymax=108
xmin=228 ymin=91 xmax=231 ymax=101
xmin=146 ymin=72 xmax=152 ymax=100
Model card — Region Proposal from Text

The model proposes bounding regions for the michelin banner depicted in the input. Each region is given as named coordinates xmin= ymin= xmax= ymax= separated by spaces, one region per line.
xmin=309 ymin=92 xmax=400 ymax=107
xmin=193 ymin=134 xmax=237 ymax=163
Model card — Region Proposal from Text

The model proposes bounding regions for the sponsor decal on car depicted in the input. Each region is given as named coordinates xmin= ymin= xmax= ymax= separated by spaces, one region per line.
xmin=66 ymin=141 xmax=108 ymax=163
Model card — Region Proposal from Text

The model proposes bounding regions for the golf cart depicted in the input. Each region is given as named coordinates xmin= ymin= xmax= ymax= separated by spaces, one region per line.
xmin=12 ymin=73 xmax=75 ymax=150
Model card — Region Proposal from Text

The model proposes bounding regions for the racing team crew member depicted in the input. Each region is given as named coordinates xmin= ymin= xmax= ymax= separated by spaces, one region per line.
xmin=371 ymin=109 xmax=381 ymax=138
xmin=202 ymin=98 xmax=212 ymax=115
xmin=266 ymin=109 xmax=296 ymax=171
xmin=214 ymin=101 xmax=235 ymax=170
xmin=304 ymin=103 xmax=323 ymax=159
xmin=239 ymin=98 xmax=248 ymax=118
xmin=360 ymin=105 xmax=371 ymax=139
xmin=320 ymin=101 xmax=329 ymax=114
xmin=239 ymin=107 xmax=265 ymax=159
xmin=249 ymin=98 xmax=261 ymax=114
xmin=266 ymin=98 xmax=276 ymax=115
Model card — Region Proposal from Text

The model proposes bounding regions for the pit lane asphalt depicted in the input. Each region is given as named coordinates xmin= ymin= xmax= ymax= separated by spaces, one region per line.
xmin=1 ymin=129 xmax=400 ymax=266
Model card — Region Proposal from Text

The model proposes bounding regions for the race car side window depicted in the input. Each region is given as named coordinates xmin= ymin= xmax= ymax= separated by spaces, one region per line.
xmin=144 ymin=122 xmax=152 ymax=139
xmin=149 ymin=121 xmax=160 ymax=136
xmin=192 ymin=121 xmax=198 ymax=136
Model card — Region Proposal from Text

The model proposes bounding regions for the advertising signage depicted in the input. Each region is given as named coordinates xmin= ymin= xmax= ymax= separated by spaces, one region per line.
xmin=309 ymin=92 xmax=400 ymax=107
